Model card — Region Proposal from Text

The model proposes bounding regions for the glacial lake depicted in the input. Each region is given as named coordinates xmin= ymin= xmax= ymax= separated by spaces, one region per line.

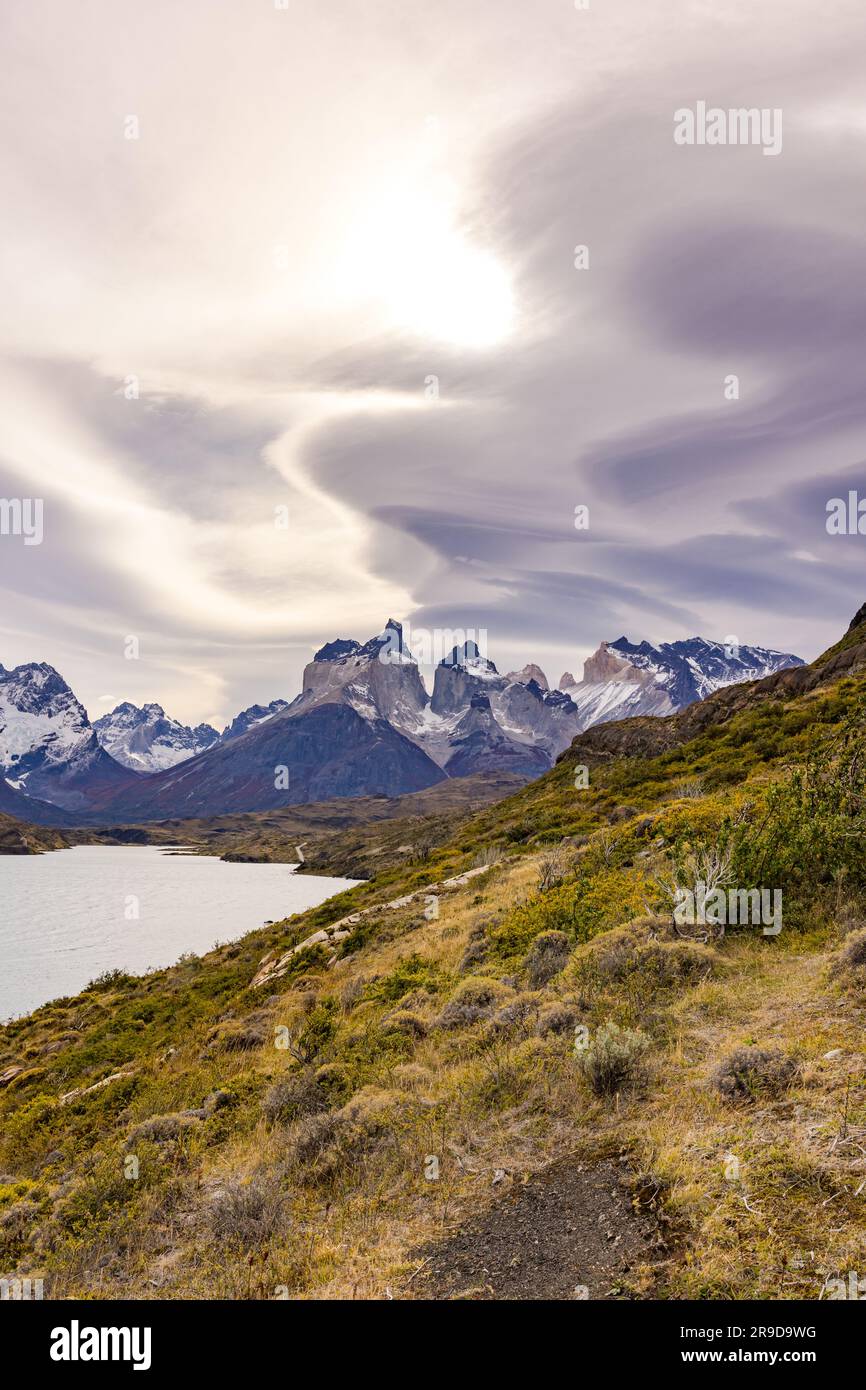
xmin=0 ymin=845 xmax=359 ymax=1021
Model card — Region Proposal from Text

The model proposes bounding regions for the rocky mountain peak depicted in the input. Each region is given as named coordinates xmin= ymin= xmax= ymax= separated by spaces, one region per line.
xmin=358 ymin=618 xmax=406 ymax=660
xmin=0 ymin=660 xmax=129 ymax=809
xmin=315 ymin=620 xmax=413 ymax=667
xmin=314 ymin=638 xmax=362 ymax=662
xmin=543 ymin=688 xmax=577 ymax=711
xmin=505 ymin=663 xmax=549 ymax=690
xmin=847 ymin=601 xmax=866 ymax=632
xmin=93 ymin=702 xmax=219 ymax=773
xmin=219 ymin=700 xmax=289 ymax=743
xmin=297 ymin=620 xmax=428 ymax=732
xmin=436 ymin=639 xmax=497 ymax=672
xmin=0 ymin=661 xmax=91 ymax=757
xmin=582 ymin=641 xmax=647 ymax=685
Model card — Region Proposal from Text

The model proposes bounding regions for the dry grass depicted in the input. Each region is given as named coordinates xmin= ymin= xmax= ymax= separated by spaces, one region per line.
xmin=177 ymin=871 xmax=864 ymax=1299
xmin=3 ymin=835 xmax=865 ymax=1302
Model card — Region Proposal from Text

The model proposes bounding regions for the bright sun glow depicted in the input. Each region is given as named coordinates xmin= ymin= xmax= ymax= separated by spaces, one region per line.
xmin=339 ymin=175 xmax=515 ymax=348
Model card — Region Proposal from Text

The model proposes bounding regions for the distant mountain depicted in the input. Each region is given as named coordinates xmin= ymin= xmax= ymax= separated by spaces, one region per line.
xmin=283 ymin=623 xmax=802 ymax=780
xmin=87 ymin=624 xmax=444 ymax=819
xmin=0 ymin=662 xmax=132 ymax=812
xmin=93 ymin=702 xmax=445 ymax=821
xmin=558 ymin=609 xmax=863 ymax=772
xmin=442 ymin=693 xmax=550 ymax=779
xmin=0 ymin=661 xmax=91 ymax=777
xmin=427 ymin=640 xmax=581 ymax=766
xmin=0 ymin=625 xmax=804 ymax=823
xmin=93 ymin=702 xmax=219 ymax=772
xmin=560 ymin=637 xmax=804 ymax=730
xmin=220 ymin=699 xmax=290 ymax=743
xmin=292 ymin=625 xmax=571 ymax=774
xmin=93 ymin=697 xmax=293 ymax=770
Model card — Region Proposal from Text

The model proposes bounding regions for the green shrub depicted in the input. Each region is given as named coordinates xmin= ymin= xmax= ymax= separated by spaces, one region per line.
xmin=365 ymin=955 xmax=444 ymax=1003
xmin=490 ymin=868 xmax=649 ymax=960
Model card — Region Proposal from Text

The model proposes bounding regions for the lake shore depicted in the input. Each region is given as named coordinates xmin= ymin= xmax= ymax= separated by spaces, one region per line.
xmin=0 ymin=845 xmax=359 ymax=1021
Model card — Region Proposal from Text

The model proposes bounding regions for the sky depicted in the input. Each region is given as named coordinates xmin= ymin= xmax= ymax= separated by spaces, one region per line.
xmin=2 ymin=0 xmax=866 ymax=727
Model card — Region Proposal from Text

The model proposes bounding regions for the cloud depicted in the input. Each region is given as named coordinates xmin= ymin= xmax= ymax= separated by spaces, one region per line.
xmin=2 ymin=0 xmax=865 ymax=717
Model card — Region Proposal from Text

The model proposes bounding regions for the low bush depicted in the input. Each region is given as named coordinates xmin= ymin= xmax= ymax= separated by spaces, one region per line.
xmin=577 ymin=1021 xmax=649 ymax=1097
xmin=535 ymin=1002 xmax=579 ymax=1037
xmin=206 ymin=1175 xmax=288 ymax=1247
xmin=379 ymin=1010 xmax=427 ymax=1039
xmin=712 ymin=1047 xmax=800 ymax=1102
xmin=524 ymin=930 xmax=570 ymax=986
xmin=261 ymin=1070 xmax=329 ymax=1125
xmin=433 ymin=977 xmax=512 ymax=1030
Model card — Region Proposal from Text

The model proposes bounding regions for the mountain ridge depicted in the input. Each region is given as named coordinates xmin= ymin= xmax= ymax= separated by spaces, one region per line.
xmin=93 ymin=702 xmax=220 ymax=773
xmin=1 ymin=623 xmax=804 ymax=822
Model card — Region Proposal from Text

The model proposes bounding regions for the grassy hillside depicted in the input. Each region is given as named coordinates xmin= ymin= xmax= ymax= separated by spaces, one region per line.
xmin=3 ymin=616 xmax=866 ymax=1299
xmin=0 ymin=813 xmax=69 ymax=855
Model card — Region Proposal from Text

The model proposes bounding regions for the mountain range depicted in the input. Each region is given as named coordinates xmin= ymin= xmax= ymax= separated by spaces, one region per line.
xmin=0 ymin=625 xmax=803 ymax=824
xmin=92 ymin=703 xmax=220 ymax=772
xmin=92 ymin=697 xmax=292 ymax=772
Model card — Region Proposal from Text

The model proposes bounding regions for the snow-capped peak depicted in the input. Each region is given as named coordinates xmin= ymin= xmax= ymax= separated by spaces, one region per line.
xmin=93 ymin=702 xmax=219 ymax=773
xmin=0 ymin=661 xmax=92 ymax=776
xmin=605 ymin=635 xmax=804 ymax=706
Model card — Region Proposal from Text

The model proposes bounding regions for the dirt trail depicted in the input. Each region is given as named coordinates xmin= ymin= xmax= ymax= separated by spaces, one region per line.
xmin=412 ymin=1156 xmax=663 ymax=1300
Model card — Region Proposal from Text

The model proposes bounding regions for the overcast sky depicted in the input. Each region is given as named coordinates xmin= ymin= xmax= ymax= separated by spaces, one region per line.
xmin=2 ymin=0 xmax=866 ymax=726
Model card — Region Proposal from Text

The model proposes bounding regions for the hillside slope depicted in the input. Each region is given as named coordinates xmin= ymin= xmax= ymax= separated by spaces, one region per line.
xmin=0 ymin=775 xmax=74 ymax=827
xmin=1 ymin=608 xmax=865 ymax=1300
xmin=0 ymin=813 xmax=69 ymax=855
xmin=92 ymin=703 xmax=446 ymax=821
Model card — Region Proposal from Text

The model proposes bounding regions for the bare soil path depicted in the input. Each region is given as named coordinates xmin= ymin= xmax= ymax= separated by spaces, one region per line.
xmin=413 ymin=1156 xmax=662 ymax=1300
